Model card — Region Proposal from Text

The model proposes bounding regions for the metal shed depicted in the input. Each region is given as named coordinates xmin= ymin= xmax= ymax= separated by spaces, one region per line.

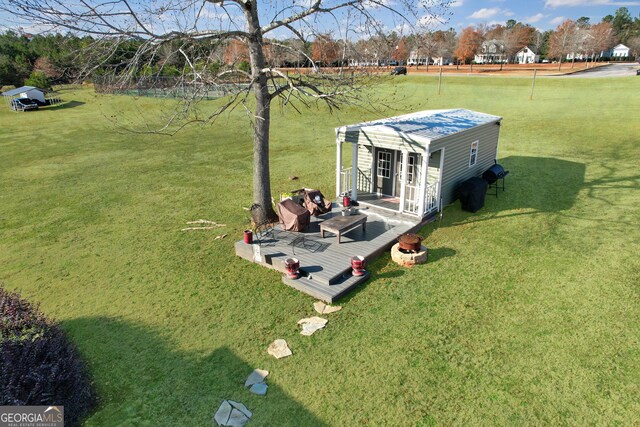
xmin=335 ymin=108 xmax=502 ymax=218
xmin=2 ymin=86 xmax=61 ymax=110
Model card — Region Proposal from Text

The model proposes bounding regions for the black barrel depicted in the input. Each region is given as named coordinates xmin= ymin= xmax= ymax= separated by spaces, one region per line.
xmin=456 ymin=177 xmax=488 ymax=213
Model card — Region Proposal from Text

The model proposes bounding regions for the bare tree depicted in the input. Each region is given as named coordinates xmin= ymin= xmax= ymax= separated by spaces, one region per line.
xmin=585 ymin=22 xmax=614 ymax=63
xmin=412 ymin=32 xmax=437 ymax=70
xmin=549 ymin=19 xmax=579 ymax=71
xmin=628 ymin=36 xmax=640 ymax=60
xmin=502 ymin=23 xmax=535 ymax=66
xmin=0 ymin=0 xmax=451 ymax=223
xmin=434 ymin=28 xmax=456 ymax=65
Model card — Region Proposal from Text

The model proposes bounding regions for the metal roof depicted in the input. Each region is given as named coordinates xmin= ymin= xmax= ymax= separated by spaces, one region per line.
xmin=1 ymin=86 xmax=42 ymax=97
xmin=337 ymin=108 xmax=502 ymax=143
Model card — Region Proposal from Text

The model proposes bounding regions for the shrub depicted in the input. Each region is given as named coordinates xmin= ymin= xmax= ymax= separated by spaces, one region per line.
xmin=237 ymin=60 xmax=250 ymax=73
xmin=0 ymin=288 xmax=96 ymax=427
xmin=24 ymin=71 xmax=51 ymax=89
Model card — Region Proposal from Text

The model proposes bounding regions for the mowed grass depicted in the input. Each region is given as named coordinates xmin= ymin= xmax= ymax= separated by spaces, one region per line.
xmin=1 ymin=75 xmax=639 ymax=425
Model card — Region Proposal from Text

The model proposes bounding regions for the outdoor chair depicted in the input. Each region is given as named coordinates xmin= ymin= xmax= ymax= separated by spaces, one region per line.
xmin=250 ymin=203 xmax=280 ymax=247
xmin=277 ymin=198 xmax=310 ymax=232
xmin=302 ymin=189 xmax=332 ymax=217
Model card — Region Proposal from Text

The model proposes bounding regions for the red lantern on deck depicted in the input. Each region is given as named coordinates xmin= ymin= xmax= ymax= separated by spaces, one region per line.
xmin=351 ymin=256 xmax=366 ymax=276
xmin=284 ymin=258 xmax=300 ymax=279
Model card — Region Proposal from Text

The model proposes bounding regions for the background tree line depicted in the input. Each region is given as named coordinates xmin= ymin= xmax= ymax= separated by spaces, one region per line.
xmin=2 ymin=7 xmax=639 ymax=89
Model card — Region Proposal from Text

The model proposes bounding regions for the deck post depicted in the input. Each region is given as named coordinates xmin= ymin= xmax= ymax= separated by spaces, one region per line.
xmin=336 ymin=134 xmax=342 ymax=197
xmin=351 ymin=143 xmax=358 ymax=201
xmin=418 ymin=152 xmax=428 ymax=215
xmin=398 ymin=150 xmax=408 ymax=213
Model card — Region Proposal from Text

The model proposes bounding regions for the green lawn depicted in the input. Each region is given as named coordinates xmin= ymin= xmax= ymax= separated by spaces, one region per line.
xmin=1 ymin=75 xmax=639 ymax=425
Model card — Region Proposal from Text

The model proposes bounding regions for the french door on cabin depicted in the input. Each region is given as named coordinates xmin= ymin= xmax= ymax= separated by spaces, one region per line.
xmin=375 ymin=148 xmax=421 ymax=197
xmin=375 ymin=149 xmax=395 ymax=196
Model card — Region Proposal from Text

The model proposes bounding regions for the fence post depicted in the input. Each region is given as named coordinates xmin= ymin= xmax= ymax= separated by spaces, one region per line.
xmin=438 ymin=67 xmax=443 ymax=95
xmin=530 ymin=69 xmax=537 ymax=101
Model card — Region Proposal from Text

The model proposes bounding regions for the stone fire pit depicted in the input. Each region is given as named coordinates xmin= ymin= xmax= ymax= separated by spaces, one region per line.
xmin=390 ymin=242 xmax=428 ymax=267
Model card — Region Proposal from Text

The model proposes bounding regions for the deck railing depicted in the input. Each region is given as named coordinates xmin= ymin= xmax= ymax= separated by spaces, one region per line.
xmin=404 ymin=184 xmax=420 ymax=214
xmin=342 ymin=167 xmax=439 ymax=215
xmin=341 ymin=167 xmax=371 ymax=195
xmin=424 ymin=181 xmax=439 ymax=214
xmin=340 ymin=167 xmax=352 ymax=194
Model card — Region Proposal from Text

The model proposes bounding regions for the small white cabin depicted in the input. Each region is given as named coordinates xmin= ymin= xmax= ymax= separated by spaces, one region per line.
xmin=335 ymin=109 xmax=502 ymax=219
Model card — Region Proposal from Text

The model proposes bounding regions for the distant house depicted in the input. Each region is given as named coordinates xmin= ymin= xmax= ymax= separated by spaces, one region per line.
xmin=515 ymin=47 xmax=539 ymax=64
xmin=601 ymin=44 xmax=630 ymax=59
xmin=566 ymin=52 xmax=588 ymax=61
xmin=407 ymin=50 xmax=452 ymax=66
xmin=407 ymin=50 xmax=427 ymax=66
xmin=474 ymin=40 xmax=505 ymax=64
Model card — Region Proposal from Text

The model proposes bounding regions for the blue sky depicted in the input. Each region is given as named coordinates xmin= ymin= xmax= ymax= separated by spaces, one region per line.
xmin=1 ymin=0 xmax=639 ymax=37
xmin=445 ymin=0 xmax=640 ymax=31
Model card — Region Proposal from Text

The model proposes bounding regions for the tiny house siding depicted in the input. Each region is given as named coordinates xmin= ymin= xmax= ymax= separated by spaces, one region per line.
xmin=427 ymin=152 xmax=441 ymax=184
xmin=357 ymin=145 xmax=373 ymax=192
xmin=340 ymin=130 xmax=426 ymax=153
xmin=429 ymin=121 xmax=500 ymax=206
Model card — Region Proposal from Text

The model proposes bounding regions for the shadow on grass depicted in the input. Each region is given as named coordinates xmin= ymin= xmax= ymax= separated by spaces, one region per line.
xmin=373 ymin=270 xmax=405 ymax=280
xmin=62 ymin=317 xmax=325 ymax=426
xmin=427 ymin=247 xmax=457 ymax=263
xmin=46 ymin=101 xmax=85 ymax=110
xmin=487 ymin=155 xmax=585 ymax=212
xmin=435 ymin=156 xmax=587 ymax=227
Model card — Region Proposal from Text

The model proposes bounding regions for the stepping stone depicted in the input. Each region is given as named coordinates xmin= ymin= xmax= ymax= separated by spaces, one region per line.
xmin=313 ymin=301 xmax=342 ymax=314
xmin=214 ymin=400 xmax=251 ymax=426
xmin=244 ymin=369 xmax=269 ymax=387
xmin=297 ymin=316 xmax=328 ymax=336
xmin=249 ymin=382 xmax=268 ymax=396
xmin=267 ymin=339 xmax=292 ymax=359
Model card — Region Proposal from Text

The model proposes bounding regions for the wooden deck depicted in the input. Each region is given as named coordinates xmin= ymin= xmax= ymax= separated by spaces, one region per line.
xmin=235 ymin=206 xmax=429 ymax=302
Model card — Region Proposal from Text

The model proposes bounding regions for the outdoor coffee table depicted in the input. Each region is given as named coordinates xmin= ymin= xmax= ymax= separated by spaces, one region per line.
xmin=319 ymin=214 xmax=367 ymax=244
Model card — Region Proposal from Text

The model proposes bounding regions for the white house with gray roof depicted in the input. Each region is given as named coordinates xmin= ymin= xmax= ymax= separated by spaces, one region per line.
xmin=515 ymin=47 xmax=539 ymax=64
xmin=335 ymin=109 xmax=502 ymax=218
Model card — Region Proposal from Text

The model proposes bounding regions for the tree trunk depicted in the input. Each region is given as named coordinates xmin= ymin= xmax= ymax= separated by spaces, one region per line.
xmin=244 ymin=2 xmax=278 ymax=224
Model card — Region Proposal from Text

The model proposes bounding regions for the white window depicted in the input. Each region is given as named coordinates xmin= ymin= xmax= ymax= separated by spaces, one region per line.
xmin=407 ymin=155 xmax=416 ymax=182
xmin=469 ymin=141 xmax=479 ymax=167
xmin=377 ymin=151 xmax=391 ymax=179
xmin=398 ymin=154 xmax=418 ymax=183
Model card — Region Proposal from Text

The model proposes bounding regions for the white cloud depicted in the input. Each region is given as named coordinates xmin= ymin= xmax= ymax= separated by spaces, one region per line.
xmin=525 ymin=13 xmax=546 ymax=23
xmin=468 ymin=8 xmax=501 ymax=20
xmin=392 ymin=22 xmax=413 ymax=35
xmin=545 ymin=0 xmax=640 ymax=8
xmin=450 ymin=0 xmax=464 ymax=7
xmin=504 ymin=10 xmax=515 ymax=17
xmin=550 ymin=16 xmax=566 ymax=25
xmin=363 ymin=0 xmax=395 ymax=9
